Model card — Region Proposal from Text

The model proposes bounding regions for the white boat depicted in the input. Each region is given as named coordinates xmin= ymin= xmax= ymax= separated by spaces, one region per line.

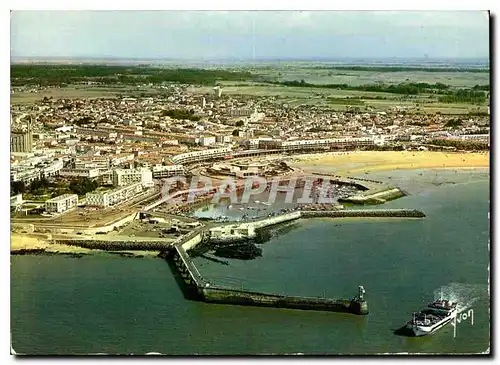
xmin=405 ymin=298 xmax=458 ymax=337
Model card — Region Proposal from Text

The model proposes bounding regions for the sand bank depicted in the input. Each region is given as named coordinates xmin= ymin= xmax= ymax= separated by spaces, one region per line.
xmin=291 ymin=151 xmax=489 ymax=175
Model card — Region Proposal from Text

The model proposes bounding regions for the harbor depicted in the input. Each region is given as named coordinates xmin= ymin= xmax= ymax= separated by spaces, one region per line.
xmin=167 ymin=229 xmax=369 ymax=315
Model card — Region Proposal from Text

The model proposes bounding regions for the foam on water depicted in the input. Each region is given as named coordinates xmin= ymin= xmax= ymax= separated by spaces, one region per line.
xmin=434 ymin=282 xmax=488 ymax=312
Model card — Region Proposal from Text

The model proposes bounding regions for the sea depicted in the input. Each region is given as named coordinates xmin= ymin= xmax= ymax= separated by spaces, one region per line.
xmin=11 ymin=168 xmax=490 ymax=355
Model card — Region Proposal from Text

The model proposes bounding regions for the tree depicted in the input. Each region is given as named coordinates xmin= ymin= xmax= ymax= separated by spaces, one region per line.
xmin=11 ymin=181 xmax=26 ymax=196
xmin=69 ymin=177 xmax=99 ymax=196
xmin=232 ymin=129 xmax=240 ymax=136
xmin=235 ymin=120 xmax=245 ymax=127
xmin=29 ymin=177 xmax=50 ymax=194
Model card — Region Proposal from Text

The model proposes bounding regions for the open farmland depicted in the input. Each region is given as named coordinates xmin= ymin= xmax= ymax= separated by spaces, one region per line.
xmin=187 ymin=82 xmax=489 ymax=114
xmin=252 ymin=67 xmax=490 ymax=88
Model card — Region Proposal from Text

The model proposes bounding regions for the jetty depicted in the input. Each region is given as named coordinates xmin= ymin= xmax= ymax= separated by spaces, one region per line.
xmin=167 ymin=230 xmax=369 ymax=315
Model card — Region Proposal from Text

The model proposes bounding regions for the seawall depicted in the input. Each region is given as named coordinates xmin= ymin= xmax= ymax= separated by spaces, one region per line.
xmin=52 ymin=239 xmax=173 ymax=251
xmin=201 ymin=286 xmax=368 ymax=315
xmin=300 ymin=208 xmax=425 ymax=218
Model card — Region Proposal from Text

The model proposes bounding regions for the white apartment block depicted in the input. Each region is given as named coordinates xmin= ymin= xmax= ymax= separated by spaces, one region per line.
xmin=199 ymin=136 xmax=216 ymax=146
xmin=111 ymin=153 xmax=135 ymax=166
xmin=74 ymin=158 xmax=110 ymax=170
xmin=10 ymin=194 xmax=23 ymax=208
xmin=229 ymin=108 xmax=253 ymax=117
xmin=246 ymin=137 xmax=378 ymax=151
xmin=215 ymin=134 xmax=233 ymax=144
xmin=171 ymin=147 xmax=232 ymax=165
xmin=152 ymin=164 xmax=185 ymax=178
xmin=45 ymin=194 xmax=78 ymax=214
xmin=59 ymin=168 xmax=101 ymax=179
xmin=41 ymin=159 xmax=64 ymax=177
xmin=85 ymin=182 xmax=143 ymax=208
xmin=112 ymin=168 xmax=153 ymax=187
xmin=11 ymin=168 xmax=41 ymax=183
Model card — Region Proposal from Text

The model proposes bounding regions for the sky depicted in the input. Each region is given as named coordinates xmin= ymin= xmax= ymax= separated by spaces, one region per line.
xmin=10 ymin=11 xmax=490 ymax=60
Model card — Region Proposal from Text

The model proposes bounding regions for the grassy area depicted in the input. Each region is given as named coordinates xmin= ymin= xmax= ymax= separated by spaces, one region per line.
xmin=188 ymin=83 xmax=488 ymax=114
xmin=11 ymin=65 xmax=489 ymax=114
xmin=254 ymin=68 xmax=490 ymax=88
xmin=10 ymin=85 xmax=163 ymax=104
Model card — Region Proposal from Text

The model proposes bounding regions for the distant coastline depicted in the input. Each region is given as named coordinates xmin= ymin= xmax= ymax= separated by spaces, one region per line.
xmin=10 ymin=56 xmax=490 ymax=69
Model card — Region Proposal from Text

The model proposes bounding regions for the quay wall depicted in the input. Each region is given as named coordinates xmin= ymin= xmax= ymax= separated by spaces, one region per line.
xmin=201 ymin=287 xmax=368 ymax=315
xmin=181 ymin=231 xmax=204 ymax=251
xmin=248 ymin=211 xmax=302 ymax=230
xmin=300 ymin=208 xmax=425 ymax=218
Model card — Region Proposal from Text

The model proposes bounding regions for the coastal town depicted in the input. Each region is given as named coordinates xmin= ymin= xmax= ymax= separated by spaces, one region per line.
xmin=10 ymin=10 xmax=491 ymax=356
xmin=10 ymin=80 xmax=490 ymax=244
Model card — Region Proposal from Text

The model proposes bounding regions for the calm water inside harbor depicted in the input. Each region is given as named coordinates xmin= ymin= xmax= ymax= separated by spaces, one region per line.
xmin=11 ymin=169 xmax=490 ymax=355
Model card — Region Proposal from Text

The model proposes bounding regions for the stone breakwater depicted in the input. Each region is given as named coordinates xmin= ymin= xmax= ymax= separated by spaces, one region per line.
xmin=52 ymin=239 xmax=172 ymax=251
xmin=200 ymin=287 xmax=368 ymax=315
xmin=300 ymin=208 xmax=425 ymax=218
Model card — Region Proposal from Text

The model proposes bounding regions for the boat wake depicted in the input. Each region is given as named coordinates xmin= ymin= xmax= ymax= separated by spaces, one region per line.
xmin=394 ymin=282 xmax=488 ymax=337
xmin=433 ymin=283 xmax=488 ymax=313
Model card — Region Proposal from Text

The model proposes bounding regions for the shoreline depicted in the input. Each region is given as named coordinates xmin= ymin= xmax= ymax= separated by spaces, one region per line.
xmin=10 ymin=234 xmax=160 ymax=259
xmin=11 ymin=161 xmax=488 ymax=259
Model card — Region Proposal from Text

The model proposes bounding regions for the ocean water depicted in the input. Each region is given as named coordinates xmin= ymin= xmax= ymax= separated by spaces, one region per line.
xmin=11 ymin=169 xmax=490 ymax=355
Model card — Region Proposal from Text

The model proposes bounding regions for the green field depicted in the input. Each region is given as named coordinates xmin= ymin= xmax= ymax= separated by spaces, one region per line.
xmin=10 ymin=85 xmax=163 ymax=104
xmin=187 ymin=83 xmax=488 ymax=114
xmin=253 ymin=68 xmax=490 ymax=88
xmin=10 ymin=64 xmax=490 ymax=115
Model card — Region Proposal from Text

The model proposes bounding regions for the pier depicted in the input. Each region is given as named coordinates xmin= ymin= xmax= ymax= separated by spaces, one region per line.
xmin=166 ymin=223 xmax=369 ymax=315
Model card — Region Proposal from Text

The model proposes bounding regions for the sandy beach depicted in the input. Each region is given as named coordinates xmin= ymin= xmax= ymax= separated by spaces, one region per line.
xmin=290 ymin=151 xmax=489 ymax=175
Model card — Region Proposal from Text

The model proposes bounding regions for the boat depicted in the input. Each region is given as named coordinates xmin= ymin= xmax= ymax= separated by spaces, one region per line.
xmin=405 ymin=297 xmax=458 ymax=337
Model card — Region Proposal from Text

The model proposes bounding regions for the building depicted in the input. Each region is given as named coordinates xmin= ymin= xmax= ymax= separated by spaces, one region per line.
xmin=213 ymin=86 xmax=222 ymax=98
xmin=11 ymin=119 xmax=34 ymax=153
xmin=208 ymin=162 xmax=261 ymax=178
xmin=111 ymin=153 xmax=135 ymax=166
xmin=40 ymin=159 xmax=64 ymax=177
xmin=74 ymin=157 xmax=110 ymax=170
xmin=59 ymin=168 xmax=101 ymax=179
xmin=229 ymin=108 xmax=253 ymax=117
xmin=200 ymin=136 xmax=216 ymax=146
xmin=215 ymin=134 xmax=233 ymax=144
xmin=112 ymin=168 xmax=153 ymax=187
xmin=152 ymin=164 xmax=185 ymax=178
xmin=170 ymin=147 xmax=232 ymax=165
xmin=457 ymin=134 xmax=490 ymax=142
xmin=10 ymin=194 xmax=23 ymax=209
xmin=85 ymin=183 xmax=143 ymax=208
xmin=45 ymin=194 xmax=78 ymax=214
xmin=10 ymin=168 xmax=40 ymax=183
